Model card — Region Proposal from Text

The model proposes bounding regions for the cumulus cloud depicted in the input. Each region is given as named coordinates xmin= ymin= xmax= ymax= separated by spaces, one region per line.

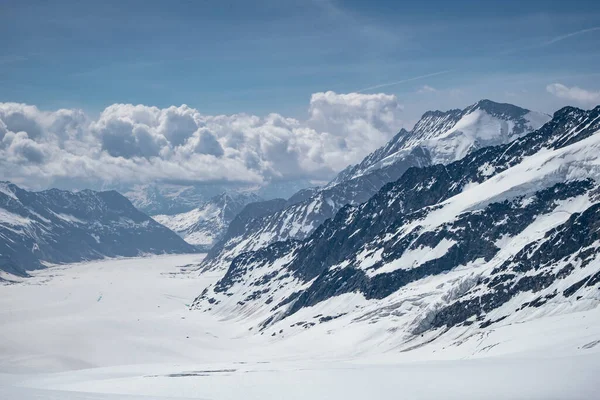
xmin=546 ymin=83 xmax=600 ymax=106
xmin=192 ymin=128 xmax=224 ymax=157
xmin=7 ymin=132 xmax=48 ymax=164
xmin=0 ymin=91 xmax=404 ymax=190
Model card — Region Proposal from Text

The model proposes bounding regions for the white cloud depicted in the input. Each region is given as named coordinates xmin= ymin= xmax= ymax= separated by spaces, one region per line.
xmin=0 ymin=92 xmax=404 ymax=190
xmin=546 ymin=83 xmax=600 ymax=106
xmin=417 ymin=85 xmax=437 ymax=94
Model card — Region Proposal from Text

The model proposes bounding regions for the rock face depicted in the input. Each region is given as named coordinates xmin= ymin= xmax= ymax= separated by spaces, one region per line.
xmin=152 ymin=192 xmax=262 ymax=251
xmin=192 ymin=105 xmax=600 ymax=345
xmin=202 ymin=100 xmax=550 ymax=271
xmin=0 ymin=183 xmax=196 ymax=276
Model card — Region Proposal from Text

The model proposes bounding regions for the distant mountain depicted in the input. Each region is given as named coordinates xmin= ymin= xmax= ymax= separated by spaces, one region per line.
xmin=152 ymin=192 xmax=262 ymax=251
xmin=0 ymin=183 xmax=196 ymax=276
xmin=124 ymin=179 xmax=317 ymax=216
xmin=193 ymin=105 xmax=600 ymax=345
xmin=202 ymin=100 xmax=550 ymax=271
xmin=124 ymin=183 xmax=234 ymax=215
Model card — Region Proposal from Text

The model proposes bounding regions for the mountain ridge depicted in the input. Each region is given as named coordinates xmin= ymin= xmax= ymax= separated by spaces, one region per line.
xmin=0 ymin=182 xmax=196 ymax=276
xmin=192 ymin=105 xmax=600 ymax=346
xmin=201 ymin=99 xmax=550 ymax=272
xmin=152 ymin=192 xmax=262 ymax=251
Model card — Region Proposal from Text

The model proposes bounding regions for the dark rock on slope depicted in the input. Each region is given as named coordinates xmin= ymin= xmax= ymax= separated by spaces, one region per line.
xmin=0 ymin=182 xmax=196 ymax=276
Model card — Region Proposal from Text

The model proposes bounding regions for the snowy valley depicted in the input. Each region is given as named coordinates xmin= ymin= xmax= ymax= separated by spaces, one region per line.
xmin=4 ymin=0 xmax=600 ymax=397
xmin=0 ymin=255 xmax=598 ymax=400
xmin=1 ymin=101 xmax=599 ymax=399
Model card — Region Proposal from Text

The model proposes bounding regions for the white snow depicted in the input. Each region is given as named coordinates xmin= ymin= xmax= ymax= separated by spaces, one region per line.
xmin=51 ymin=211 xmax=86 ymax=224
xmin=356 ymin=247 xmax=383 ymax=270
xmin=0 ymin=182 xmax=18 ymax=200
xmin=368 ymin=238 xmax=456 ymax=276
xmin=360 ymin=148 xmax=415 ymax=176
xmin=153 ymin=206 xmax=220 ymax=233
xmin=423 ymin=109 xmax=544 ymax=165
xmin=150 ymin=193 xmax=260 ymax=248
xmin=478 ymin=162 xmax=496 ymax=177
xmin=1 ymin=255 xmax=597 ymax=399
xmin=361 ymin=108 xmax=549 ymax=178
xmin=418 ymin=128 xmax=600 ymax=233
xmin=153 ymin=205 xmax=223 ymax=247
xmin=0 ymin=207 xmax=31 ymax=226
xmin=524 ymin=110 xmax=553 ymax=130
xmin=490 ymin=194 xmax=593 ymax=266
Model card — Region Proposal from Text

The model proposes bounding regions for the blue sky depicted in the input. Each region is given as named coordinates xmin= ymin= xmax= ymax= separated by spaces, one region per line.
xmin=2 ymin=0 xmax=600 ymax=122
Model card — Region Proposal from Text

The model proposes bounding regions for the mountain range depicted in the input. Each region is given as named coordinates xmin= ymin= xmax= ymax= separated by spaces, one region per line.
xmin=152 ymin=192 xmax=262 ymax=251
xmin=0 ymin=183 xmax=195 ymax=277
xmin=124 ymin=179 xmax=316 ymax=216
xmin=191 ymin=104 xmax=600 ymax=347
xmin=2 ymin=99 xmax=600 ymax=359
xmin=201 ymin=100 xmax=550 ymax=271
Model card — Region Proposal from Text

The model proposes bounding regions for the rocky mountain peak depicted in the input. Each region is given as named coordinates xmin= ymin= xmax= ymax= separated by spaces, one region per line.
xmin=468 ymin=99 xmax=530 ymax=119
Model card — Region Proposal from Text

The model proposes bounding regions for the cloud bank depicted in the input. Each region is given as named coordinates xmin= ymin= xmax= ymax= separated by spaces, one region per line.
xmin=0 ymin=92 xmax=404 ymax=190
xmin=546 ymin=83 xmax=600 ymax=106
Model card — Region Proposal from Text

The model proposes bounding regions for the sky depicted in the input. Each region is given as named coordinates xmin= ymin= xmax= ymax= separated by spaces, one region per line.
xmin=1 ymin=0 xmax=599 ymax=192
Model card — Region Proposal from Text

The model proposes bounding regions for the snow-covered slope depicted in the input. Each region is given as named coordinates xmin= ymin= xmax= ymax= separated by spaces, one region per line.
xmin=330 ymin=100 xmax=548 ymax=184
xmin=0 ymin=182 xmax=196 ymax=276
xmin=193 ymin=105 xmax=600 ymax=348
xmin=152 ymin=192 xmax=261 ymax=250
xmin=203 ymin=100 xmax=549 ymax=271
xmin=0 ymin=254 xmax=598 ymax=400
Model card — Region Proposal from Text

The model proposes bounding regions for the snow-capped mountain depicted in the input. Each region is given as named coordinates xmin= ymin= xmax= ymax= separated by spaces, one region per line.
xmin=0 ymin=183 xmax=196 ymax=276
xmin=124 ymin=183 xmax=234 ymax=215
xmin=331 ymin=100 xmax=548 ymax=185
xmin=124 ymin=179 xmax=316 ymax=216
xmin=192 ymin=105 xmax=600 ymax=347
xmin=202 ymin=100 xmax=550 ymax=271
xmin=152 ymin=192 xmax=262 ymax=251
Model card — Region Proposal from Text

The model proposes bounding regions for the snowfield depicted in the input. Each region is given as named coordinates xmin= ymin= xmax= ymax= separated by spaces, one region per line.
xmin=153 ymin=206 xmax=224 ymax=247
xmin=0 ymin=255 xmax=598 ymax=399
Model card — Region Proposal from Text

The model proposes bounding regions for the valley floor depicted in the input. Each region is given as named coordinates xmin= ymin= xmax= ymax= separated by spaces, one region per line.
xmin=0 ymin=255 xmax=598 ymax=399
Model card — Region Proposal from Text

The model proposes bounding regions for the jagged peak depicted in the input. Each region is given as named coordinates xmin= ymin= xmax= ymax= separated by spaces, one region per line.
xmin=534 ymin=105 xmax=600 ymax=134
xmin=466 ymin=99 xmax=531 ymax=118
xmin=386 ymin=128 xmax=410 ymax=143
xmin=0 ymin=181 xmax=20 ymax=201
xmin=0 ymin=181 xmax=18 ymax=190
xmin=417 ymin=100 xmax=533 ymax=126
xmin=551 ymin=105 xmax=588 ymax=119
xmin=419 ymin=108 xmax=462 ymax=121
